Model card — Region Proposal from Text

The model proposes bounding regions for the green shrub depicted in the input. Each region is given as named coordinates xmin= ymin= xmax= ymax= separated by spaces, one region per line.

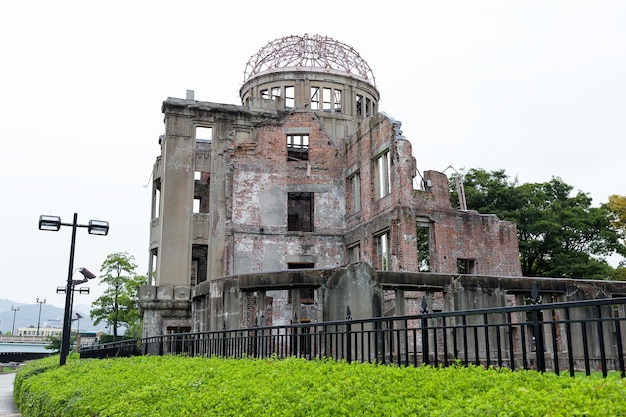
xmin=14 ymin=355 xmax=626 ymax=416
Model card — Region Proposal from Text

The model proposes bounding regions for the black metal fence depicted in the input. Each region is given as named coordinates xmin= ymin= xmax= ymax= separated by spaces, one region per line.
xmin=80 ymin=296 xmax=626 ymax=377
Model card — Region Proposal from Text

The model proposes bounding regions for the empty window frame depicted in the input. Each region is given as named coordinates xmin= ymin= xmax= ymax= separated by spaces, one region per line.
xmin=322 ymin=87 xmax=332 ymax=112
xmin=348 ymin=172 xmax=361 ymax=213
xmin=287 ymin=192 xmax=314 ymax=232
xmin=192 ymin=245 xmax=208 ymax=285
xmin=416 ymin=224 xmax=431 ymax=272
xmin=374 ymin=151 xmax=391 ymax=199
xmin=148 ymin=249 xmax=158 ymax=286
xmin=457 ymin=258 xmax=476 ymax=274
xmin=310 ymin=87 xmax=320 ymax=110
xmin=285 ymin=86 xmax=295 ymax=108
xmin=356 ymin=94 xmax=363 ymax=117
xmin=311 ymin=86 xmax=342 ymax=112
xmin=375 ymin=230 xmax=391 ymax=271
xmin=152 ymin=179 xmax=161 ymax=219
xmin=334 ymin=89 xmax=342 ymax=113
xmin=348 ymin=244 xmax=360 ymax=263
xmin=300 ymin=288 xmax=315 ymax=305
xmin=287 ymin=134 xmax=309 ymax=161
xmin=356 ymin=94 xmax=375 ymax=117
xmin=261 ymin=87 xmax=281 ymax=100
xmin=196 ymin=127 xmax=213 ymax=141
xmin=194 ymin=172 xmax=210 ymax=214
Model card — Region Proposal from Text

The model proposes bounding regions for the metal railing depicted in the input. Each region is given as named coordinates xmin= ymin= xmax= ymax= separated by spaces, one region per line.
xmin=81 ymin=296 xmax=626 ymax=377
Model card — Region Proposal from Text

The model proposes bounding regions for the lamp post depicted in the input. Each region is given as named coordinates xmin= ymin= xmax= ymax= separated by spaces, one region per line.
xmin=38 ymin=213 xmax=109 ymax=366
xmin=10 ymin=306 xmax=19 ymax=336
xmin=36 ymin=298 xmax=46 ymax=336
xmin=73 ymin=312 xmax=83 ymax=351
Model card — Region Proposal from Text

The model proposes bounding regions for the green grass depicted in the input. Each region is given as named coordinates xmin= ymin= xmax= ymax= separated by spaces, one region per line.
xmin=14 ymin=354 xmax=626 ymax=417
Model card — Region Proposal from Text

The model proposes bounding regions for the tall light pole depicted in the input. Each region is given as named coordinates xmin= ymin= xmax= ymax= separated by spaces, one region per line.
xmin=36 ymin=298 xmax=47 ymax=336
xmin=10 ymin=305 xmax=19 ymax=336
xmin=38 ymin=213 xmax=109 ymax=366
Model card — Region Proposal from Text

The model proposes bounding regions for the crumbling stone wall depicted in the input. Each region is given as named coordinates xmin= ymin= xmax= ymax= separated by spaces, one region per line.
xmin=344 ymin=113 xmax=522 ymax=277
xmin=230 ymin=109 xmax=346 ymax=274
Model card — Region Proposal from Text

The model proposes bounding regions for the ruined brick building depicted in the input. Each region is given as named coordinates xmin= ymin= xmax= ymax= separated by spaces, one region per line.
xmin=139 ymin=34 xmax=526 ymax=338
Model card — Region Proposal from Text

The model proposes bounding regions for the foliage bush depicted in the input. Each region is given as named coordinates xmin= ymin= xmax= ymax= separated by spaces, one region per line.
xmin=14 ymin=355 xmax=626 ymax=416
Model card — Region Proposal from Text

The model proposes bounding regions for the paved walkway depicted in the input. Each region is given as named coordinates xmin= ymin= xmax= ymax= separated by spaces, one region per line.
xmin=0 ymin=373 xmax=20 ymax=416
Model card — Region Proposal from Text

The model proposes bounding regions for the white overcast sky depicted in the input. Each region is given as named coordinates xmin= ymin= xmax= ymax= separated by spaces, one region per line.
xmin=1 ymin=1 xmax=625 ymax=307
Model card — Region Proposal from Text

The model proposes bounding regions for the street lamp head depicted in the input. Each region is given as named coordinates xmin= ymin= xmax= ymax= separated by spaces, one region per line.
xmin=88 ymin=220 xmax=109 ymax=236
xmin=78 ymin=267 xmax=96 ymax=280
xmin=38 ymin=215 xmax=62 ymax=231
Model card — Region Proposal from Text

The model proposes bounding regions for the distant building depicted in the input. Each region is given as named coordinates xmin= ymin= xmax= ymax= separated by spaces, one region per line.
xmin=139 ymin=34 xmax=525 ymax=338
xmin=17 ymin=326 xmax=62 ymax=337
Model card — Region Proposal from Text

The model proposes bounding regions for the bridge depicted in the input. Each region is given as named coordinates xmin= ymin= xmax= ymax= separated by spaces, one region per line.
xmin=0 ymin=340 xmax=51 ymax=363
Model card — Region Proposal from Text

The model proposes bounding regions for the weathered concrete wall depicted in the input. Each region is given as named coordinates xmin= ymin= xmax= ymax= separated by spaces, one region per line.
xmin=189 ymin=263 xmax=626 ymax=331
xmin=138 ymin=285 xmax=192 ymax=342
xmin=323 ymin=263 xmax=382 ymax=321
xmin=155 ymin=109 xmax=195 ymax=286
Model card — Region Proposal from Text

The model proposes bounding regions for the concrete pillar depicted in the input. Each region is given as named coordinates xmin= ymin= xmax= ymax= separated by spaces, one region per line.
xmin=156 ymin=113 xmax=194 ymax=286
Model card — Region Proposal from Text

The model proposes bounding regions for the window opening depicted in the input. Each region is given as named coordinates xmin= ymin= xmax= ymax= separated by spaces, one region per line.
xmin=300 ymin=288 xmax=315 ymax=305
xmin=376 ymin=230 xmax=390 ymax=271
xmin=356 ymin=94 xmax=363 ymax=117
xmin=374 ymin=151 xmax=391 ymax=199
xmin=348 ymin=172 xmax=361 ymax=213
xmin=417 ymin=224 xmax=431 ymax=272
xmin=288 ymin=262 xmax=315 ymax=269
xmin=457 ymin=259 xmax=475 ymax=274
xmin=288 ymin=192 xmax=314 ymax=232
xmin=261 ymin=89 xmax=270 ymax=99
xmin=152 ymin=179 xmax=161 ymax=219
xmin=348 ymin=244 xmax=360 ymax=263
xmin=196 ymin=127 xmax=213 ymax=141
xmin=287 ymin=134 xmax=309 ymax=161
xmin=271 ymin=87 xmax=281 ymax=99
xmin=287 ymin=287 xmax=315 ymax=304
xmin=334 ymin=89 xmax=342 ymax=113
xmin=192 ymin=244 xmax=208 ymax=285
xmin=310 ymin=87 xmax=320 ymax=110
xmin=285 ymin=86 xmax=295 ymax=108
xmin=194 ymin=172 xmax=210 ymax=214
xmin=323 ymin=87 xmax=332 ymax=112
xmin=149 ymin=249 xmax=157 ymax=286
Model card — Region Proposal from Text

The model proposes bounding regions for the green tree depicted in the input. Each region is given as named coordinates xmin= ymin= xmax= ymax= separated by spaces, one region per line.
xmin=90 ymin=252 xmax=147 ymax=340
xmin=607 ymin=195 xmax=626 ymax=230
xmin=45 ymin=334 xmax=75 ymax=352
xmin=451 ymin=169 xmax=626 ymax=279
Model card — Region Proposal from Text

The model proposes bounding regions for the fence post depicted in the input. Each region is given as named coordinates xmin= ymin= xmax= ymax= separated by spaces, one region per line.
xmin=421 ymin=296 xmax=430 ymax=365
xmin=292 ymin=313 xmax=298 ymax=357
xmin=530 ymin=282 xmax=545 ymax=373
xmin=222 ymin=320 xmax=227 ymax=357
xmin=346 ymin=305 xmax=352 ymax=364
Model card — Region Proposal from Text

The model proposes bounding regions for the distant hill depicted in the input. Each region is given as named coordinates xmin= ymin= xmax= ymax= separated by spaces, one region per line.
xmin=0 ymin=299 xmax=102 ymax=334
